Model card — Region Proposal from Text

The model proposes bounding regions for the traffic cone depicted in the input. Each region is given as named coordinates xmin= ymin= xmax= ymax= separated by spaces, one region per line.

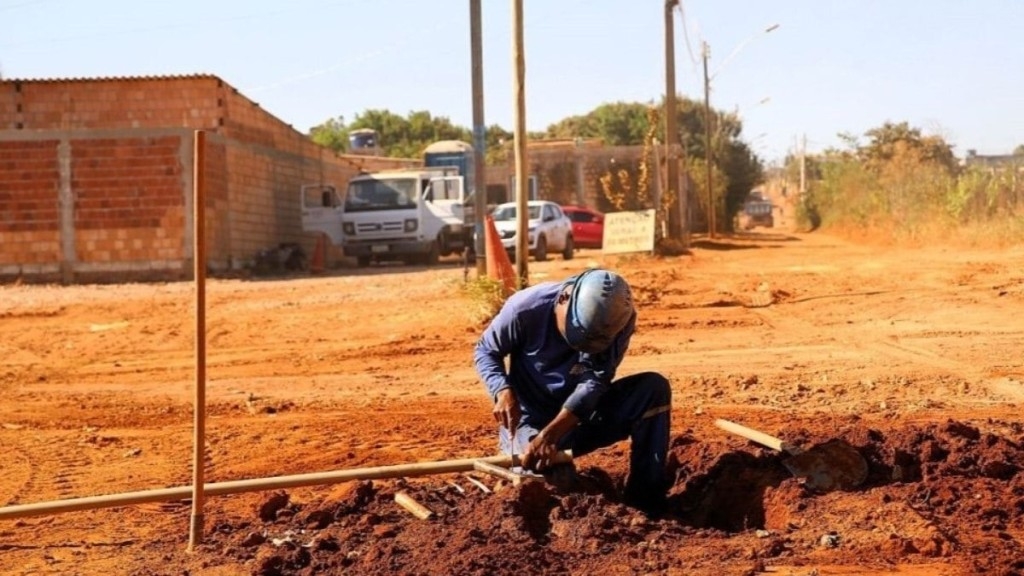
xmin=484 ymin=215 xmax=517 ymax=296
xmin=310 ymin=233 xmax=326 ymax=275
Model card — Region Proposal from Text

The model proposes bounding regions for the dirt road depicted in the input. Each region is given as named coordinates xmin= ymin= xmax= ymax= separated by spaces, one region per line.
xmin=1 ymin=231 xmax=1022 ymax=575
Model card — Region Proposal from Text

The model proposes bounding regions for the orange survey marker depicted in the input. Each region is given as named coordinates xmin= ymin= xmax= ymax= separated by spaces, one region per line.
xmin=484 ymin=215 xmax=517 ymax=295
xmin=309 ymin=233 xmax=326 ymax=275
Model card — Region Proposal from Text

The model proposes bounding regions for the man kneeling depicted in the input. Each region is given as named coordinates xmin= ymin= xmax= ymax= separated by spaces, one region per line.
xmin=473 ymin=268 xmax=671 ymax=513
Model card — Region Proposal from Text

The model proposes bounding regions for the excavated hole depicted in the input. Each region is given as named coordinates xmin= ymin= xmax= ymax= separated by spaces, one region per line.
xmin=506 ymin=480 xmax=556 ymax=539
xmin=673 ymin=451 xmax=794 ymax=532
xmin=671 ymin=419 xmax=1024 ymax=533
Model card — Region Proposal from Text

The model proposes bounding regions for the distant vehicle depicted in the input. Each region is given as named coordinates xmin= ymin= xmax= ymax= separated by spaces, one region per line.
xmin=299 ymin=140 xmax=477 ymax=267
xmin=491 ymin=200 xmax=574 ymax=261
xmin=348 ymin=128 xmax=381 ymax=156
xmin=747 ymin=189 xmax=767 ymax=202
xmin=561 ymin=205 xmax=604 ymax=249
xmin=738 ymin=195 xmax=774 ymax=230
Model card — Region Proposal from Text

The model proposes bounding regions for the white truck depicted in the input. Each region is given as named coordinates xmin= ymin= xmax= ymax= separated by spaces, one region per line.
xmin=300 ymin=168 xmax=472 ymax=266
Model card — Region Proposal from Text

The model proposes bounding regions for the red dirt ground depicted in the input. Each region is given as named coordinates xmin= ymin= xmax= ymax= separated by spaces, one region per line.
xmin=2 ymin=229 xmax=1023 ymax=575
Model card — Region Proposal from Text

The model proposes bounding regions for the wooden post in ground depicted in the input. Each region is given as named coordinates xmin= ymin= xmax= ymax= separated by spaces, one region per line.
xmin=189 ymin=130 xmax=208 ymax=550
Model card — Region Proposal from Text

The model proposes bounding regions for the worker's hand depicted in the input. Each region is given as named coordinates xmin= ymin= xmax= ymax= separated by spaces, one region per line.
xmin=522 ymin=431 xmax=560 ymax=472
xmin=492 ymin=388 xmax=521 ymax=434
xmin=521 ymin=408 xmax=579 ymax=472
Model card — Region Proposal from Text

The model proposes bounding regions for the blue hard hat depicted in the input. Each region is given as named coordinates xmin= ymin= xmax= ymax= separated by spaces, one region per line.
xmin=564 ymin=269 xmax=634 ymax=353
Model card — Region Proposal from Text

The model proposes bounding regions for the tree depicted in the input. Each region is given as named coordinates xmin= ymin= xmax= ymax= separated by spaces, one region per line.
xmin=543 ymin=97 xmax=765 ymax=229
xmin=860 ymin=121 xmax=957 ymax=174
xmin=307 ymin=109 xmax=471 ymax=159
xmin=309 ymin=116 xmax=348 ymax=152
xmin=484 ymin=124 xmax=513 ymax=165
xmin=545 ymin=101 xmax=651 ymax=146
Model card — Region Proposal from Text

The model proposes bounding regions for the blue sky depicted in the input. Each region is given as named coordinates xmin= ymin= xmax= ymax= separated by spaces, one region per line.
xmin=2 ymin=0 xmax=1022 ymax=163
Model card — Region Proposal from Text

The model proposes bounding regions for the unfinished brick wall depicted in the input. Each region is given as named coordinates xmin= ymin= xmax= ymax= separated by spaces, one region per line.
xmin=73 ymin=135 xmax=185 ymax=267
xmin=0 ymin=139 xmax=61 ymax=270
xmin=485 ymin=144 xmax=647 ymax=210
xmin=0 ymin=75 xmax=415 ymax=283
xmin=3 ymin=76 xmax=223 ymax=131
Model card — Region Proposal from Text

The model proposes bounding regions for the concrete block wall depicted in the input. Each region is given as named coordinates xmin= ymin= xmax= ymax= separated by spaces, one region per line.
xmin=485 ymin=143 xmax=704 ymax=225
xmin=0 ymin=75 xmax=417 ymax=283
xmin=485 ymin=144 xmax=647 ymax=210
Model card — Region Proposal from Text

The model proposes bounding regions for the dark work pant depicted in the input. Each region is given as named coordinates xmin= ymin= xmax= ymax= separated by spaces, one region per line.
xmin=499 ymin=371 xmax=672 ymax=499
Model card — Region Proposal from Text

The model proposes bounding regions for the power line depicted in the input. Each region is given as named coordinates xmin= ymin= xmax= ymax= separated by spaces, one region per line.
xmin=674 ymin=2 xmax=701 ymax=68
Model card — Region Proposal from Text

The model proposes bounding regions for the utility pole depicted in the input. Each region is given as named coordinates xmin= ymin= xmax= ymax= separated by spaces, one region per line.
xmin=663 ymin=0 xmax=682 ymax=241
xmin=702 ymin=41 xmax=715 ymax=239
xmin=799 ymin=133 xmax=807 ymax=196
xmin=574 ymin=137 xmax=585 ymax=206
xmin=511 ymin=0 xmax=528 ymax=287
xmin=469 ymin=0 xmax=487 ymax=276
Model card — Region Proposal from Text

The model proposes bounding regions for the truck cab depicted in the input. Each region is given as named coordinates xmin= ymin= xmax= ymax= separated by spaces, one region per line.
xmin=301 ymin=169 xmax=470 ymax=266
xmin=738 ymin=190 xmax=775 ymax=230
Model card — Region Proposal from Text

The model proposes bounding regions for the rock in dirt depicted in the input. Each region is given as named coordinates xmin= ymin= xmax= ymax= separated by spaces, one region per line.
xmin=258 ymin=492 xmax=290 ymax=522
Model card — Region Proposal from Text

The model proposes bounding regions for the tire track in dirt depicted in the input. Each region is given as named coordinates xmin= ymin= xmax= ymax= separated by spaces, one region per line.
xmin=139 ymin=437 xmax=213 ymax=513
xmin=0 ymin=432 xmax=94 ymax=505
xmin=751 ymin=295 xmax=1024 ymax=405
xmin=870 ymin=338 xmax=1024 ymax=401
xmin=0 ymin=440 xmax=35 ymax=506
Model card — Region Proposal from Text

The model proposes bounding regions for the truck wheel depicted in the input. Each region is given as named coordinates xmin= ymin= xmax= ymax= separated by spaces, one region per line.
xmin=534 ymin=235 xmax=548 ymax=262
xmin=423 ymin=241 xmax=440 ymax=266
xmin=562 ymin=235 xmax=574 ymax=260
xmin=438 ymin=231 xmax=453 ymax=257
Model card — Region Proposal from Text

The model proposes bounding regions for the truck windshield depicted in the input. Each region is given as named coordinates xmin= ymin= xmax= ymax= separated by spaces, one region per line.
xmin=344 ymin=178 xmax=417 ymax=212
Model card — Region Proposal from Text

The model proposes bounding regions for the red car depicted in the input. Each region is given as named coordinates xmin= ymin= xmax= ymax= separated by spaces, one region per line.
xmin=561 ymin=205 xmax=604 ymax=249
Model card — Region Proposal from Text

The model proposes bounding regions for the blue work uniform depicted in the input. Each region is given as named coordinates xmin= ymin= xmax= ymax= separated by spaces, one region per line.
xmin=473 ymin=276 xmax=671 ymax=506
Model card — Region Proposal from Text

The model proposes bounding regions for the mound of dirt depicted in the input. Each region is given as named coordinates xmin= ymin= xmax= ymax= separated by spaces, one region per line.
xmin=203 ymin=420 xmax=1023 ymax=576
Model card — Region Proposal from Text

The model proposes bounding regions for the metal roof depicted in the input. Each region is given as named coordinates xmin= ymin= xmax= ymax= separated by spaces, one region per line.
xmin=423 ymin=140 xmax=473 ymax=154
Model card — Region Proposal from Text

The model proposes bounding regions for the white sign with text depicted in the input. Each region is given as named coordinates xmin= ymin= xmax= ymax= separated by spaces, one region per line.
xmin=602 ymin=209 xmax=656 ymax=255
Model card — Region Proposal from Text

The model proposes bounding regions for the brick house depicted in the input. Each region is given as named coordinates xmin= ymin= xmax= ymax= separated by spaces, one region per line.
xmin=0 ymin=74 xmax=413 ymax=284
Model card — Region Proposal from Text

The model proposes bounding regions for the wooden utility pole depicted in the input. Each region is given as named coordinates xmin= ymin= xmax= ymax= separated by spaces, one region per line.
xmin=574 ymin=137 xmax=585 ymax=206
xmin=663 ymin=0 xmax=682 ymax=240
xmin=800 ymin=133 xmax=807 ymax=196
xmin=512 ymin=0 xmax=528 ymax=286
xmin=189 ymin=130 xmax=207 ymax=550
xmin=702 ymin=41 xmax=715 ymax=239
xmin=470 ymin=0 xmax=487 ymax=276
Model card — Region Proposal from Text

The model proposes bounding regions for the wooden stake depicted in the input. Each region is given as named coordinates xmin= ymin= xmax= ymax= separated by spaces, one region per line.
xmin=189 ymin=129 xmax=208 ymax=551
xmin=464 ymin=475 xmax=492 ymax=494
xmin=394 ymin=491 xmax=433 ymax=520
xmin=473 ymin=460 xmax=526 ymax=486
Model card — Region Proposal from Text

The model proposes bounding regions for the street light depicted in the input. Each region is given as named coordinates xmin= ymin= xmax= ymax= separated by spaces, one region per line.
xmin=711 ymin=24 xmax=780 ymax=81
xmin=702 ymin=23 xmax=779 ymax=239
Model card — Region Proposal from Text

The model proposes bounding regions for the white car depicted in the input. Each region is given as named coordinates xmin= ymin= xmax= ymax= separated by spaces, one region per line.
xmin=490 ymin=200 xmax=574 ymax=261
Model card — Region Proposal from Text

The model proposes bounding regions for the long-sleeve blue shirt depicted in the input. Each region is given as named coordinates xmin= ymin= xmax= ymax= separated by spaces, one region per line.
xmin=473 ymin=278 xmax=636 ymax=427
